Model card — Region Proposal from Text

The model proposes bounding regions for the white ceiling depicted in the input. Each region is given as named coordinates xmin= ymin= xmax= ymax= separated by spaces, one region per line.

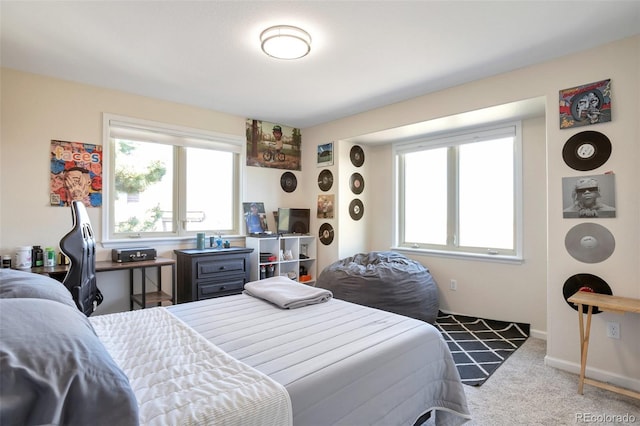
xmin=2 ymin=1 xmax=639 ymax=129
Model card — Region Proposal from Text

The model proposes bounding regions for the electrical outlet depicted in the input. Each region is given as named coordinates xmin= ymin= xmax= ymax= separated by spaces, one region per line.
xmin=607 ymin=322 xmax=620 ymax=339
xmin=450 ymin=279 xmax=457 ymax=291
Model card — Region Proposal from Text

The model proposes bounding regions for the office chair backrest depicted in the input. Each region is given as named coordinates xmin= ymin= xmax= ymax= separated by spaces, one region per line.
xmin=59 ymin=200 xmax=103 ymax=316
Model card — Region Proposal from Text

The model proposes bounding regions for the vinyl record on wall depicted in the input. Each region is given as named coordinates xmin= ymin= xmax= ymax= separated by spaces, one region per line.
xmin=280 ymin=172 xmax=297 ymax=193
xmin=564 ymin=222 xmax=615 ymax=263
xmin=562 ymin=273 xmax=612 ymax=314
xmin=318 ymin=169 xmax=334 ymax=191
xmin=350 ymin=145 xmax=365 ymax=167
xmin=562 ymin=130 xmax=611 ymax=171
xmin=318 ymin=223 xmax=334 ymax=245
xmin=349 ymin=199 xmax=364 ymax=220
xmin=349 ymin=172 xmax=365 ymax=194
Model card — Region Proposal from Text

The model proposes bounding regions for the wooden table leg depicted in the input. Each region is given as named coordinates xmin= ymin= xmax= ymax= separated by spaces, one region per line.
xmin=577 ymin=304 xmax=593 ymax=395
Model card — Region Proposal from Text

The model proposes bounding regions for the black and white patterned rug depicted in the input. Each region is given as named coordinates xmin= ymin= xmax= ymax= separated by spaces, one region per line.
xmin=435 ymin=311 xmax=530 ymax=386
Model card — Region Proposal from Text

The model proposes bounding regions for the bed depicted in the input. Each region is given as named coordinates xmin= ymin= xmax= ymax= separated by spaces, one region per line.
xmin=0 ymin=270 xmax=470 ymax=426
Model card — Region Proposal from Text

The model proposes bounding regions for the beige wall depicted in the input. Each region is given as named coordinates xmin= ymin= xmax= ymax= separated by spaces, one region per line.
xmin=303 ymin=36 xmax=640 ymax=392
xmin=1 ymin=35 xmax=638 ymax=391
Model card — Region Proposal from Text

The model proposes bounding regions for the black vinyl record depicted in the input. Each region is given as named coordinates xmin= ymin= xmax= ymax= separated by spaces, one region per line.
xmin=564 ymin=222 xmax=615 ymax=263
xmin=349 ymin=199 xmax=364 ymax=220
xmin=350 ymin=145 xmax=365 ymax=167
xmin=562 ymin=273 xmax=612 ymax=314
xmin=317 ymin=169 xmax=333 ymax=192
xmin=280 ymin=172 xmax=297 ymax=193
xmin=318 ymin=223 xmax=334 ymax=245
xmin=562 ymin=131 xmax=611 ymax=171
xmin=349 ymin=172 xmax=365 ymax=194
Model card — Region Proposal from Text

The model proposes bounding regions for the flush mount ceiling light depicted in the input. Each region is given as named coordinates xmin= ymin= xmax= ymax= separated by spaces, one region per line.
xmin=260 ymin=25 xmax=311 ymax=60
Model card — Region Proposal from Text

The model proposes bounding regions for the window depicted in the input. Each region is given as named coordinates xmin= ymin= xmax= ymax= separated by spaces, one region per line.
xmin=102 ymin=114 xmax=243 ymax=243
xmin=395 ymin=122 xmax=522 ymax=260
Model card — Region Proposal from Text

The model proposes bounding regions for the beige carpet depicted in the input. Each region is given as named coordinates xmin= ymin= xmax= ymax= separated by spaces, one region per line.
xmin=428 ymin=338 xmax=640 ymax=425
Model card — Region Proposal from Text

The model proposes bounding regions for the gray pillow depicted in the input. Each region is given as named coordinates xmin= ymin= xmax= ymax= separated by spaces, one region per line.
xmin=0 ymin=298 xmax=139 ymax=425
xmin=0 ymin=268 xmax=76 ymax=309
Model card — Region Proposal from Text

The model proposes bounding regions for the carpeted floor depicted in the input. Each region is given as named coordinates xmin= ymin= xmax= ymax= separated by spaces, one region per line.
xmin=425 ymin=338 xmax=640 ymax=425
xmin=435 ymin=312 xmax=530 ymax=386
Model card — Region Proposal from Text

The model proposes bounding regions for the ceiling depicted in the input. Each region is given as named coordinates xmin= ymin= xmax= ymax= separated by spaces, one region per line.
xmin=2 ymin=1 xmax=639 ymax=129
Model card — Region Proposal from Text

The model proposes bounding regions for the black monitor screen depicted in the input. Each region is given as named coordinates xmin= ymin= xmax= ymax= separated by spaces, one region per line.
xmin=277 ymin=208 xmax=310 ymax=234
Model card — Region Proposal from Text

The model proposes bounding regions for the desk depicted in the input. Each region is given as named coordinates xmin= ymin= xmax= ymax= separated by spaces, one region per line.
xmin=567 ymin=291 xmax=640 ymax=400
xmin=28 ymin=257 xmax=176 ymax=310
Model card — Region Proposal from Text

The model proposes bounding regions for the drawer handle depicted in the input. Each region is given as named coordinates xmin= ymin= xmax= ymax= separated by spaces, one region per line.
xmin=219 ymin=266 xmax=225 ymax=270
xmin=220 ymin=286 xmax=226 ymax=291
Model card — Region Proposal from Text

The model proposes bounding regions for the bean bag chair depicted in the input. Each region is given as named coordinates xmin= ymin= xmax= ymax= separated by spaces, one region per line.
xmin=317 ymin=251 xmax=440 ymax=324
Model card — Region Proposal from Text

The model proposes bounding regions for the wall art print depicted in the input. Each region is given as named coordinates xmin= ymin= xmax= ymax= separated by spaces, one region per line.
xmin=50 ymin=140 xmax=102 ymax=207
xmin=317 ymin=194 xmax=335 ymax=219
xmin=559 ymin=79 xmax=611 ymax=129
xmin=562 ymin=173 xmax=616 ymax=218
xmin=246 ymin=119 xmax=301 ymax=170
xmin=317 ymin=142 xmax=334 ymax=167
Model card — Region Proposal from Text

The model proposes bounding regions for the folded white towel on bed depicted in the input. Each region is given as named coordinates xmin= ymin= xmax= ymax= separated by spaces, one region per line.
xmin=244 ymin=276 xmax=333 ymax=309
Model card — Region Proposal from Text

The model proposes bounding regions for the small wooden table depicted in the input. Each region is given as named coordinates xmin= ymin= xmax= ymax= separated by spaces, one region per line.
xmin=567 ymin=291 xmax=640 ymax=400
xmin=28 ymin=257 xmax=176 ymax=310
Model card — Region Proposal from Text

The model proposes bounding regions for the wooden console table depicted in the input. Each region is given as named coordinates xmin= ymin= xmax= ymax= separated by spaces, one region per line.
xmin=567 ymin=291 xmax=640 ymax=400
xmin=28 ymin=257 xmax=176 ymax=310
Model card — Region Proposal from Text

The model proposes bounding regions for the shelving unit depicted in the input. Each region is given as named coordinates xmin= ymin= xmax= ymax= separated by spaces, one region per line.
xmin=246 ymin=235 xmax=317 ymax=286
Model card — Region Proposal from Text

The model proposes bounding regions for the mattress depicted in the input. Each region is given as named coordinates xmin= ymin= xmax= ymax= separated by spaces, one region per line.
xmin=168 ymin=294 xmax=470 ymax=426
xmin=90 ymin=307 xmax=292 ymax=426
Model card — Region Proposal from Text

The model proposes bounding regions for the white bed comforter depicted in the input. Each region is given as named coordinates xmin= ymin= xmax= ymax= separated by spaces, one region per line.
xmin=90 ymin=307 xmax=292 ymax=426
xmin=169 ymin=295 xmax=471 ymax=426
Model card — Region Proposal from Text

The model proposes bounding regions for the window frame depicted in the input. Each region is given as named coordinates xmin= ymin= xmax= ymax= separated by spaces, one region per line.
xmin=393 ymin=121 xmax=523 ymax=263
xmin=101 ymin=113 xmax=245 ymax=247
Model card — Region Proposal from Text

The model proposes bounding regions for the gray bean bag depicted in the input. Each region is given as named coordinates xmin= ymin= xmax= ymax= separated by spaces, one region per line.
xmin=317 ymin=251 xmax=440 ymax=324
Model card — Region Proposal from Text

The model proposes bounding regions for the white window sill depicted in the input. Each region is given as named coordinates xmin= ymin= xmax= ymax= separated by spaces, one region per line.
xmin=392 ymin=246 xmax=524 ymax=264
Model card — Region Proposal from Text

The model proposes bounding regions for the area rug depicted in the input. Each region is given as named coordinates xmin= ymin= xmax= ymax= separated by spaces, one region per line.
xmin=434 ymin=311 xmax=530 ymax=386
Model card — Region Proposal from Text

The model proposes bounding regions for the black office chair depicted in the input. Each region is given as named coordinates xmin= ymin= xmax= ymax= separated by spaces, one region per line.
xmin=59 ymin=200 xmax=103 ymax=316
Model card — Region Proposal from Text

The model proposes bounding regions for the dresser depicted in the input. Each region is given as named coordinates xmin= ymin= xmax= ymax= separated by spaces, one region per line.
xmin=173 ymin=247 xmax=253 ymax=303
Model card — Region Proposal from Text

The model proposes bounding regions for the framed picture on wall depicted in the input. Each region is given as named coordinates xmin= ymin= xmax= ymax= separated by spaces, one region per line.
xmin=317 ymin=142 xmax=334 ymax=167
xmin=559 ymin=79 xmax=612 ymax=129
xmin=245 ymin=119 xmax=301 ymax=170
xmin=562 ymin=174 xmax=616 ymax=218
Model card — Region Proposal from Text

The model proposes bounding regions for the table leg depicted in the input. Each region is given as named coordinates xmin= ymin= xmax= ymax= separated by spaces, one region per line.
xmin=141 ymin=267 xmax=146 ymax=308
xmin=129 ymin=269 xmax=134 ymax=311
xmin=171 ymin=263 xmax=176 ymax=305
xmin=578 ymin=304 xmax=593 ymax=395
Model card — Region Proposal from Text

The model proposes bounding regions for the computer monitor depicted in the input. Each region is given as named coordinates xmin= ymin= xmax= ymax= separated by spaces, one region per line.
xmin=277 ymin=208 xmax=310 ymax=235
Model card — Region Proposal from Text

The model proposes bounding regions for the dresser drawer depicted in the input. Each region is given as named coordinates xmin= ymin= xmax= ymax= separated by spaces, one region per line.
xmin=198 ymin=277 xmax=245 ymax=299
xmin=196 ymin=257 xmax=246 ymax=279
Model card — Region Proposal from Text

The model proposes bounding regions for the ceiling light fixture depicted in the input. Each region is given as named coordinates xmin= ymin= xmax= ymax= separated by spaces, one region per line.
xmin=260 ymin=25 xmax=311 ymax=60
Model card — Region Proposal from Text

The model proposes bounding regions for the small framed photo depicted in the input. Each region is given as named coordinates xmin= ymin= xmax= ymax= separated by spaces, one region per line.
xmin=317 ymin=142 xmax=334 ymax=167
xmin=317 ymin=194 xmax=335 ymax=219
xmin=242 ymin=202 xmax=269 ymax=234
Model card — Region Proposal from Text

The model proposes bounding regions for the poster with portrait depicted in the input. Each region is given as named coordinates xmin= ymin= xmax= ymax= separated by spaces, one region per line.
xmin=245 ymin=119 xmax=301 ymax=170
xmin=242 ymin=202 xmax=269 ymax=234
xmin=50 ymin=140 xmax=102 ymax=207
xmin=317 ymin=142 xmax=334 ymax=167
xmin=562 ymin=174 xmax=616 ymax=218
xmin=559 ymin=79 xmax=611 ymax=129
xmin=317 ymin=194 xmax=335 ymax=219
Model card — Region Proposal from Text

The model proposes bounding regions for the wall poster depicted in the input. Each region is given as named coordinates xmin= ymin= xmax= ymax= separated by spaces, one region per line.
xmin=559 ymin=79 xmax=611 ymax=129
xmin=50 ymin=140 xmax=102 ymax=207
xmin=246 ymin=119 xmax=301 ymax=170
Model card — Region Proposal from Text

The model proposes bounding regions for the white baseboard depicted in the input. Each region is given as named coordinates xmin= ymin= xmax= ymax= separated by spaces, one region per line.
xmin=545 ymin=356 xmax=640 ymax=393
xmin=530 ymin=329 xmax=546 ymax=340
